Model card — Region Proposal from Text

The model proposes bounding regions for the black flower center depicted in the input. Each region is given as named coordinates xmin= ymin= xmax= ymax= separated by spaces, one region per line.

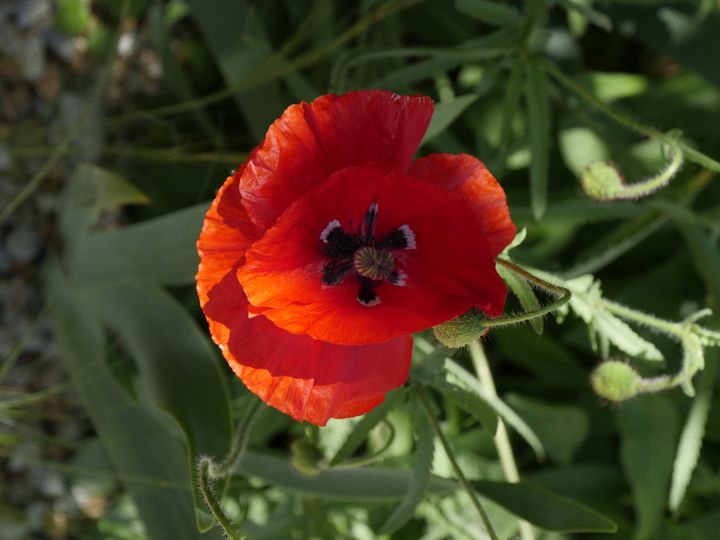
xmin=319 ymin=202 xmax=416 ymax=307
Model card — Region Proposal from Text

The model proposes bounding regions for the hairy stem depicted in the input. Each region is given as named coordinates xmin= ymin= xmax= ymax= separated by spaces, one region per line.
xmin=198 ymin=458 xmax=241 ymax=540
xmin=544 ymin=60 xmax=720 ymax=174
xmin=415 ymin=384 xmax=500 ymax=540
xmin=198 ymin=397 xmax=263 ymax=537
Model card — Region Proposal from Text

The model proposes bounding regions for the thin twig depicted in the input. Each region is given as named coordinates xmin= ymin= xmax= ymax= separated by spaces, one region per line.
xmin=414 ymin=384 xmax=500 ymax=540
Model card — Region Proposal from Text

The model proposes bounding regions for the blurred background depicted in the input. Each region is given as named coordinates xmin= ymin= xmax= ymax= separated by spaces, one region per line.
xmin=1 ymin=0 xmax=720 ymax=539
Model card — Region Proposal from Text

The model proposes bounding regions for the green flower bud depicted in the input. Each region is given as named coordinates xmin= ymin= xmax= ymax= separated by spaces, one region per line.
xmin=580 ymin=161 xmax=625 ymax=201
xmin=590 ymin=360 xmax=641 ymax=402
xmin=290 ymin=439 xmax=324 ymax=476
xmin=433 ymin=308 xmax=488 ymax=348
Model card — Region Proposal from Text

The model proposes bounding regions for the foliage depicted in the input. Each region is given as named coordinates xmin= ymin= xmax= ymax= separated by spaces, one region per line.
xmin=4 ymin=0 xmax=720 ymax=539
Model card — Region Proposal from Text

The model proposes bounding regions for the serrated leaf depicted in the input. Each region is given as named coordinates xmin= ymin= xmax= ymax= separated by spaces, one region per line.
xmin=618 ymin=394 xmax=679 ymax=540
xmin=525 ymin=60 xmax=550 ymax=219
xmin=670 ymin=352 xmax=717 ymax=512
xmin=377 ymin=405 xmax=435 ymax=534
xmin=472 ymin=480 xmax=617 ymax=533
xmin=594 ymin=310 xmax=664 ymax=361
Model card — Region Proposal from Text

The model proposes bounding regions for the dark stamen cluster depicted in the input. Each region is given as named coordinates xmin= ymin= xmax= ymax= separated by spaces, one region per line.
xmin=319 ymin=202 xmax=415 ymax=307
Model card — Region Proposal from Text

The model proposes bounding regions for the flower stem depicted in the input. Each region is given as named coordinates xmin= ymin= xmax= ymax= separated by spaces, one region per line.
xmin=543 ymin=60 xmax=720 ymax=174
xmin=414 ymin=383 xmax=500 ymax=540
xmin=469 ymin=342 xmax=536 ymax=540
xmin=198 ymin=397 xmax=262 ymax=537
xmin=487 ymin=258 xmax=571 ymax=328
xmin=198 ymin=457 xmax=241 ymax=540
xmin=211 ymin=397 xmax=262 ymax=478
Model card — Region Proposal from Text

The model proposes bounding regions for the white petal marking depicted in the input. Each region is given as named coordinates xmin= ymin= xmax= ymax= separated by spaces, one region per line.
xmin=399 ymin=224 xmax=416 ymax=250
xmin=320 ymin=219 xmax=342 ymax=243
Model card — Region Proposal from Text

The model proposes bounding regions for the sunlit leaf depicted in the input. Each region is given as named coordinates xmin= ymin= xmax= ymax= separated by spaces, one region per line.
xmin=670 ymin=354 xmax=717 ymax=512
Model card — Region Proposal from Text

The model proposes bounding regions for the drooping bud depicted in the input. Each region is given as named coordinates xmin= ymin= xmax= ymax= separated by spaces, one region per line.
xmin=290 ymin=439 xmax=325 ymax=476
xmin=590 ymin=360 xmax=641 ymax=402
xmin=433 ymin=308 xmax=488 ymax=348
xmin=580 ymin=161 xmax=626 ymax=201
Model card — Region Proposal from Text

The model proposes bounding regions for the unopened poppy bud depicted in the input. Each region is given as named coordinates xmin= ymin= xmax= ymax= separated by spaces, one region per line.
xmin=290 ymin=439 xmax=324 ymax=476
xmin=580 ymin=161 xmax=625 ymax=201
xmin=590 ymin=360 xmax=641 ymax=402
xmin=433 ymin=309 xmax=488 ymax=348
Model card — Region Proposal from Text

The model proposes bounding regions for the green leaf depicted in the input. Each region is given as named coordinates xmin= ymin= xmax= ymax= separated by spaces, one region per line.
xmin=559 ymin=127 xmax=609 ymax=177
xmin=147 ymin=3 xmax=216 ymax=139
xmin=47 ymin=268 xmax=222 ymax=540
xmin=71 ymin=203 xmax=207 ymax=286
xmin=443 ymin=359 xmax=545 ymax=459
xmin=556 ymin=0 xmax=612 ymax=33
xmin=671 ymin=207 xmax=720 ymax=309
xmin=593 ymin=310 xmax=664 ymax=361
xmin=670 ymin=350 xmax=718 ymax=512
xmin=565 ymin=278 xmax=664 ymax=361
xmin=183 ymin=0 xmax=282 ymax=140
xmin=587 ymin=71 xmax=648 ymax=102
xmin=618 ymin=394 xmax=679 ymax=540
xmin=505 ymin=395 xmax=590 ymax=464
xmin=235 ymin=451 xmax=456 ymax=502
xmin=455 ymin=0 xmax=521 ymax=25
xmin=377 ymin=405 xmax=435 ymax=534
xmin=497 ymin=263 xmax=543 ymax=334
xmin=525 ymin=60 xmax=551 ymax=219
xmin=97 ymin=279 xmax=233 ymax=531
xmin=422 ymin=94 xmax=479 ymax=143
xmin=328 ymin=389 xmax=402 ymax=466
xmin=413 ymin=361 xmax=499 ymax=435
xmin=471 ymin=480 xmax=618 ymax=533
xmin=55 ymin=0 xmax=92 ymax=35
xmin=59 ymin=163 xmax=149 ymax=251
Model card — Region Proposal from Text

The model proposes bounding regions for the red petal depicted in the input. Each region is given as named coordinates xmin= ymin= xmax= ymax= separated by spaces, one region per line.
xmin=238 ymin=164 xmax=507 ymax=345
xmin=204 ymin=270 xmax=412 ymax=426
xmin=196 ymin=174 xmax=261 ymax=307
xmin=238 ymin=91 xmax=434 ymax=231
xmin=408 ymin=153 xmax=516 ymax=257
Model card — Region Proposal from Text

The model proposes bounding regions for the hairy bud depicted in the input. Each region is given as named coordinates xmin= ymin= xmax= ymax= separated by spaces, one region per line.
xmin=590 ymin=360 xmax=641 ymax=402
xmin=433 ymin=308 xmax=488 ymax=348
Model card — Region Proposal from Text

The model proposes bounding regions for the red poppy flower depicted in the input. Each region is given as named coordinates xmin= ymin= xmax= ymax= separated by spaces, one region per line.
xmin=196 ymin=90 xmax=515 ymax=426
